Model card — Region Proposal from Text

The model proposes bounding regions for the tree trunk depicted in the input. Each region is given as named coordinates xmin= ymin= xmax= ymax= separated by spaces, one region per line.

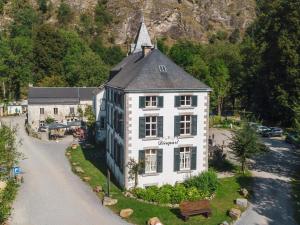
xmin=218 ymin=97 xmax=223 ymax=116
xmin=134 ymin=171 xmax=138 ymax=187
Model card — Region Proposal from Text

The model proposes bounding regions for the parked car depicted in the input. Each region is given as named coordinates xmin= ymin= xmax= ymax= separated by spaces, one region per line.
xmin=262 ymin=127 xmax=283 ymax=137
xmin=256 ymin=126 xmax=270 ymax=134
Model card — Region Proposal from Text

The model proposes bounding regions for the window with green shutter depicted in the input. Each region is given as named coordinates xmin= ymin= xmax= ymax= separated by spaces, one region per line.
xmin=157 ymin=149 xmax=163 ymax=173
xmin=139 ymin=96 xmax=145 ymax=108
xmin=192 ymin=96 xmax=198 ymax=107
xmin=158 ymin=96 xmax=164 ymax=108
xmin=157 ymin=116 xmax=163 ymax=137
xmin=191 ymin=147 xmax=197 ymax=170
xmin=139 ymin=117 xmax=146 ymax=138
xmin=192 ymin=115 xmax=197 ymax=135
xmin=174 ymin=148 xmax=180 ymax=171
xmin=139 ymin=150 xmax=145 ymax=174
xmin=174 ymin=116 xmax=180 ymax=136
xmin=174 ymin=96 xmax=180 ymax=107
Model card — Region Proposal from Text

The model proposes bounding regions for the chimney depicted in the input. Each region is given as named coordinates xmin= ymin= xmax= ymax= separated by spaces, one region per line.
xmin=142 ymin=44 xmax=152 ymax=57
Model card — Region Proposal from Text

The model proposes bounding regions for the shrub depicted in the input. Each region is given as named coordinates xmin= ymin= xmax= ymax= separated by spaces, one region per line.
xmin=0 ymin=180 xmax=18 ymax=224
xmin=157 ymin=185 xmax=173 ymax=204
xmin=184 ymin=169 xmax=219 ymax=194
xmin=170 ymin=184 xmax=186 ymax=204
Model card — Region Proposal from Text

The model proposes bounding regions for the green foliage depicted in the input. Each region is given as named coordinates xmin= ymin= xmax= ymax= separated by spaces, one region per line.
xmin=94 ymin=1 xmax=112 ymax=32
xmin=45 ymin=116 xmax=55 ymax=124
xmin=229 ymin=121 xmax=262 ymax=173
xmin=84 ymin=105 xmax=96 ymax=128
xmin=0 ymin=180 xmax=19 ymax=224
xmin=184 ymin=169 xmax=219 ymax=194
xmin=0 ymin=125 xmax=21 ymax=180
xmin=241 ymin=0 xmax=300 ymax=126
xmin=37 ymin=75 xmax=67 ymax=87
xmin=131 ymin=170 xmax=218 ymax=204
xmin=57 ymin=1 xmax=73 ymax=25
xmin=38 ymin=0 xmax=47 ymax=13
xmin=0 ymin=0 xmax=8 ymax=14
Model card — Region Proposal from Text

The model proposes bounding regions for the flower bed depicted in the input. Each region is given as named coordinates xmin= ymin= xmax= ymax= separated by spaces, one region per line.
xmin=130 ymin=170 xmax=219 ymax=205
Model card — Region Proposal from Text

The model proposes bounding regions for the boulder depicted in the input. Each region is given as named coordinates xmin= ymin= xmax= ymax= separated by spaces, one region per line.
xmin=103 ymin=197 xmax=118 ymax=206
xmin=229 ymin=208 xmax=241 ymax=220
xmin=220 ymin=221 xmax=229 ymax=225
xmin=120 ymin=208 xmax=133 ymax=218
xmin=0 ymin=181 xmax=7 ymax=192
xmin=75 ymin=166 xmax=84 ymax=173
xmin=236 ymin=198 xmax=248 ymax=208
xmin=240 ymin=188 xmax=249 ymax=197
xmin=124 ymin=191 xmax=133 ymax=198
xmin=71 ymin=144 xmax=78 ymax=149
xmin=66 ymin=152 xmax=71 ymax=157
xmin=83 ymin=176 xmax=91 ymax=182
xmin=148 ymin=217 xmax=163 ymax=225
xmin=72 ymin=162 xmax=78 ymax=166
xmin=94 ymin=185 xmax=103 ymax=193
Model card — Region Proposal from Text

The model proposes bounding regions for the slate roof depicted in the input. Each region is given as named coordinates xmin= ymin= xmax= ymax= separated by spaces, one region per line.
xmin=107 ymin=49 xmax=210 ymax=92
xmin=28 ymin=87 xmax=96 ymax=105
xmin=132 ymin=18 xmax=153 ymax=53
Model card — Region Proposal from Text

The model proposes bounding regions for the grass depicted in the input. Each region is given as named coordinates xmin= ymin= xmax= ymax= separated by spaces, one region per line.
xmin=0 ymin=180 xmax=19 ymax=224
xmin=67 ymin=144 xmax=253 ymax=225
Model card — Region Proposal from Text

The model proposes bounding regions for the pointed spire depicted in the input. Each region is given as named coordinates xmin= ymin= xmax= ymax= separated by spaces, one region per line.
xmin=130 ymin=13 xmax=153 ymax=54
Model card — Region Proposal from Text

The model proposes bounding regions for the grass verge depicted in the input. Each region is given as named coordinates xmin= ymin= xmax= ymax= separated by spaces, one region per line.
xmin=0 ymin=180 xmax=19 ymax=224
xmin=67 ymin=144 xmax=253 ymax=225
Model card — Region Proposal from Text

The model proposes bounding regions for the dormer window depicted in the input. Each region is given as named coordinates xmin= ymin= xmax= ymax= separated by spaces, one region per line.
xmin=158 ymin=65 xmax=167 ymax=73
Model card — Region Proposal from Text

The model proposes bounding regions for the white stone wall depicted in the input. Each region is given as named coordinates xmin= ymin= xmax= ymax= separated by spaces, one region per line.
xmin=28 ymin=101 xmax=92 ymax=131
xmin=125 ymin=91 xmax=209 ymax=188
xmin=7 ymin=105 xmax=22 ymax=115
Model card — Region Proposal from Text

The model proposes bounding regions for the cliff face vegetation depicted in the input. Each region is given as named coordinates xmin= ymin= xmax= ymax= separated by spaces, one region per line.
xmin=0 ymin=0 xmax=256 ymax=44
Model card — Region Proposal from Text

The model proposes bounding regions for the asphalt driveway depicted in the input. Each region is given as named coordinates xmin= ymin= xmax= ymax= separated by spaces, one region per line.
xmin=3 ymin=116 xmax=128 ymax=225
xmin=236 ymin=137 xmax=300 ymax=225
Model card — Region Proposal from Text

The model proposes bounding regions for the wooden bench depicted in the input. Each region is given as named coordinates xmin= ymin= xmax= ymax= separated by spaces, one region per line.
xmin=179 ymin=199 xmax=212 ymax=221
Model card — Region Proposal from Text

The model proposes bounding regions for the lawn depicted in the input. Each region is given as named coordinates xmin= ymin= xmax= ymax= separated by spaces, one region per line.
xmin=67 ymin=144 xmax=252 ymax=225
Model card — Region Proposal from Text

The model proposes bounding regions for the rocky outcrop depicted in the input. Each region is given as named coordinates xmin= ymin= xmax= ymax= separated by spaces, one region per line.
xmin=0 ymin=0 xmax=256 ymax=43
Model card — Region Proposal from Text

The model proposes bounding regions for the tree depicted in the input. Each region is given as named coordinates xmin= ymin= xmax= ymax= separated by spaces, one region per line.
xmin=38 ymin=0 xmax=47 ymax=13
xmin=127 ymin=158 xmax=144 ymax=187
xmin=242 ymin=0 xmax=300 ymax=126
xmin=45 ymin=116 xmax=54 ymax=124
xmin=57 ymin=1 xmax=73 ymax=25
xmin=229 ymin=121 xmax=262 ymax=174
xmin=37 ymin=75 xmax=67 ymax=87
xmin=206 ymin=59 xmax=230 ymax=116
xmin=84 ymin=105 xmax=95 ymax=128
xmin=0 ymin=125 xmax=21 ymax=180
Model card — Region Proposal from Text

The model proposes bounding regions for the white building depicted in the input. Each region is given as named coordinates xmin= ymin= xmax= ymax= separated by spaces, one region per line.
xmin=95 ymin=20 xmax=211 ymax=189
xmin=28 ymin=87 xmax=96 ymax=131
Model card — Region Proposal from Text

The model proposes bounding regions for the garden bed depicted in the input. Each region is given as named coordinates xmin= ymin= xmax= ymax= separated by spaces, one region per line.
xmin=67 ymin=144 xmax=252 ymax=225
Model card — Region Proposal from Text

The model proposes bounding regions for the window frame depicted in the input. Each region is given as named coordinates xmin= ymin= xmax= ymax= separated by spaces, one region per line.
xmin=145 ymin=96 xmax=157 ymax=108
xmin=70 ymin=107 xmax=75 ymax=114
xmin=180 ymin=95 xmax=192 ymax=107
xmin=53 ymin=108 xmax=58 ymax=115
xmin=145 ymin=116 xmax=157 ymax=137
xmin=40 ymin=108 xmax=44 ymax=115
xmin=39 ymin=120 xmax=45 ymax=127
xmin=180 ymin=147 xmax=191 ymax=170
xmin=145 ymin=149 xmax=157 ymax=174
xmin=180 ymin=115 xmax=191 ymax=135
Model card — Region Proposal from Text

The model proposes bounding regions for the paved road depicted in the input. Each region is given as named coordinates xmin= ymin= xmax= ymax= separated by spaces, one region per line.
xmin=236 ymin=137 xmax=300 ymax=225
xmin=3 ymin=116 xmax=128 ymax=225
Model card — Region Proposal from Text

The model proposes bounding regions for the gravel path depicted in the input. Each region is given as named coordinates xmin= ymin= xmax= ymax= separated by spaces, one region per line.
xmin=3 ymin=116 xmax=129 ymax=225
xmin=236 ymin=137 xmax=300 ymax=225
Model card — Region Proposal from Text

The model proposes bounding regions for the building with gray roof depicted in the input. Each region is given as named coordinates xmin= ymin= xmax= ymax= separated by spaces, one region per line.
xmin=95 ymin=18 xmax=211 ymax=189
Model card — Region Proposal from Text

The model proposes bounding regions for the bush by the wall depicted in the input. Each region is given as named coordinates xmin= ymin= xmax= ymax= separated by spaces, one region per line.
xmin=183 ymin=169 xmax=219 ymax=194
xmin=0 ymin=180 xmax=18 ymax=224
xmin=131 ymin=170 xmax=219 ymax=205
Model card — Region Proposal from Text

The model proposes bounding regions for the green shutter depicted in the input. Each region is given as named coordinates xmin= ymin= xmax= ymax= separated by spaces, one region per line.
xmin=139 ymin=117 xmax=145 ymax=138
xmin=175 ymin=96 xmax=180 ymax=107
xmin=139 ymin=96 xmax=145 ymax=108
xmin=191 ymin=147 xmax=197 ymax=170
xmin=157 ymin=149 xmax=163 ymax=173
xmin=157 ymin=116 xmax=163 ymax=137
xmin=158 ymin=96 xmax=164 ymax=108
xmin=174 ymin=148 xmax=180 ymax=171
xmin=192 ymin=96 xmax=198 ymax=107
xmin=174 ymin=116 xmax=180 ymax=136
xmin=192 ymin=115 xmax=197 ymax=135
xmin=139 ymin=150 xmax=145 ymax=174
